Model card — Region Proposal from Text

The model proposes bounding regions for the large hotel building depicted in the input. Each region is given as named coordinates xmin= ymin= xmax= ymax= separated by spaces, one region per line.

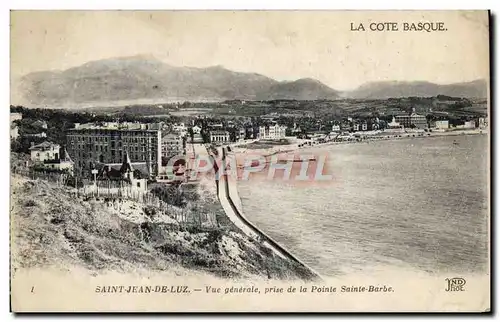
xmin=66 ymin=122 xmax=162 ymax=177
xmin=258 ymin=123 xmax=287 ymax=140
xmin=395 ymin=108 xmax=428 ymax=129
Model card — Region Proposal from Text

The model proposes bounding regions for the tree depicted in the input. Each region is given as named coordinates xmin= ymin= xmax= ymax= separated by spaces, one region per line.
xmin=228 ymin=129 xmax=237 ymax=142
xmin=151 ymin=184 xmax=185 ymax=207
xmin=201 ymin=130 xmax=210 ymax=144
xmin=188 ymin=127 xmax=194 ymax=142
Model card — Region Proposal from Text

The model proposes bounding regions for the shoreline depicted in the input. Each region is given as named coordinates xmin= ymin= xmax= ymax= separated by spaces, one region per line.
xmin=231 ymin=129 xmax=488 ymax=159
xmin=220 ymin=147 xmax=322 ymax=281
xmin=308 ymin=129 xmax=488 ymax=150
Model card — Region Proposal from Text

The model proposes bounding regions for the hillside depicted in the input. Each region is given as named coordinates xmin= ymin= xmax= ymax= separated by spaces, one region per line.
xmin=16 ymin=55 xmax=281 ymax=108
xmin=258 ymin=78 xmax=340 ymax=100
xmin=10 ymin=173 xmax=312 ymax=280
xmin=18 ymin=56 xmax=345 ymax=108
xmin=347 ymin=79 xmax=488 ymax=99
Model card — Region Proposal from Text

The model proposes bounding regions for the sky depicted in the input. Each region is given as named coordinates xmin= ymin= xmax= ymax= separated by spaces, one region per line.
xmin=10 ymin=10 xmax=489 ymax=92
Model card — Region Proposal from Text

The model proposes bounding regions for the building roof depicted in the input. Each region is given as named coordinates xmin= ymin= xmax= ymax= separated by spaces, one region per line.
xmin=10 ymin=113 xmax=22 ymax=120
xmin=94 ymin=152 xmax=150 ymax=180
xmin=210 ymin=130 xmax=229 ymax=135
xmin=69 ymin=122 xmax=161 ymax=132
xmin=29 ymin=141 xmax=60 ymax=151
xmin=62 ymin=148 xmax=74 ymax=163
xmin=95 ymin=162 xmax=150 ymax=180
xmin=33 ymin=120 xmax=48 ymax=126
xmin=260 ymin=122 xmax=286 ymax=128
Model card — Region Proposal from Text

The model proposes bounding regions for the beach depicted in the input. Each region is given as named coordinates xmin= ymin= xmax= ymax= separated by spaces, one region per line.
xmin=229 ymin=129 xmax=488 ymax=164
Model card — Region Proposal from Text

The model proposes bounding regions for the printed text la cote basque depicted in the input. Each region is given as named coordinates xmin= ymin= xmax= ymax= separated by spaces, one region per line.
xmin=350 ymin=21 xmax=447 ymax=32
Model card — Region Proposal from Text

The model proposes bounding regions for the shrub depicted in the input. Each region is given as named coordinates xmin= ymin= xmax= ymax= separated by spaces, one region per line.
xmin=24 ymin=199 xmax=37 ymax=207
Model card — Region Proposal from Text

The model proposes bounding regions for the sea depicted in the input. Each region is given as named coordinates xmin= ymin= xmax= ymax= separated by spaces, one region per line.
xmin=236 ymin=134 xmax=489 ymax=277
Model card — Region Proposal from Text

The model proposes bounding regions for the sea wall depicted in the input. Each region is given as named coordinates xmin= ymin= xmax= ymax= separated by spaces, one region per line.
xmin=220 ymin=147 xmax=322 ymax=281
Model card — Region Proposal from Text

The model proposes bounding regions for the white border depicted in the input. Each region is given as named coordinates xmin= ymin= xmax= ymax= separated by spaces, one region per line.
xmin=5 ymin=1 xmax=498 ymax=10
xmin=3 ymin=1 xmax=498 ymax=321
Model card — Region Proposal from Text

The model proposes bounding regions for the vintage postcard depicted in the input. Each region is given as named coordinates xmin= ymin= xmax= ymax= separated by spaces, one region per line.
xmin=9 ymin=10 xmax=490 ymax=312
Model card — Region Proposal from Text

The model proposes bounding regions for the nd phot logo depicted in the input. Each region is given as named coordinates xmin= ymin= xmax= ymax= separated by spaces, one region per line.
xmin=445 ymin=277 xmax=466 ymax=292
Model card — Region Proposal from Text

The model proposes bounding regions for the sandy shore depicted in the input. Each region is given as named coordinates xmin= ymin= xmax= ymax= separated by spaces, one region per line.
xmin=231 ymin=129 xmax=488 ymax=160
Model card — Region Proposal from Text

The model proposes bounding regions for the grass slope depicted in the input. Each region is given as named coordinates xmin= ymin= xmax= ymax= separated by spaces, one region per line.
xmin=10 ymin=175 xmax=312 ymax=280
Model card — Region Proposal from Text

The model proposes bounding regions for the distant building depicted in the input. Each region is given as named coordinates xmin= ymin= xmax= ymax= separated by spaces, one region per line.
xmin=258 ymin=123 xmax=287 ymax=140
xmin=210 ymin=130 xmax=230 ymax=143
xmin=395 ymin=108 xmax=428 ymax=129
xmin=10 ymin=112 xmax=22 ymax=123
xmin=25 ymin=132 xmax=47 ymax=138
xmin=353 ymin=122 xmax=368 ymax=132
xmin=10 ymin=124 xmax=19 ymax=140
xmin=39 ymin=148 xmax=74 ymax=173
xmin=331 ymin=124 xmax=341 ymax=132
xmin=66 ymin=122 xmax=161 ymax=177
xmin=479 ymin=117 xmax=488 ymax=129
xmin=385 ymin=117 xmax=405 ymax=132
xmin=191 ymin=125 xmax=202 ymax=134
xmin=435 ymin=120 xmax=449 ymax=130
xmin=32 ymin=120 xmax=48 ymax=129
xmin=161 ymin=132 xmax=185 ymax=160
xmin=340 ymin=121 xmax=352 ymax=132
xmin=237 ymin=127 xmax=246 ymax=141
xmin=245 ymin=126 xmax=259 ymax=139
xmin=292 ymin=123 xmax=302 ymax=134
xmin=208 ymin=122 xmax=224 ymax=129
xmin=369 ymin=121 xmax=380 ymax=131
xmin=89 ymin=153 xmax=148 ymax=196
xmin=30 ymin=141 xmax=61 ymax=163
xmin=261 ymin=113 xmax=279 ymax=121
xmin=464 ymin=120 xmax=476 ymax=129
xmin=191 ymin=133 xmax=204 ymax=144
xmin=172 ymin=123 xmax=187 ymax=137
xmin=453 ymin=120 xmax=477 ymax=130
xmin=10 ymin=112 xmax=22 ymax=140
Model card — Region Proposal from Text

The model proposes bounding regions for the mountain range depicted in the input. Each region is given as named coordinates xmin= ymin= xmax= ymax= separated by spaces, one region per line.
xmin=347 ymin=79 xmax=488 ymax=100
xmin=13 ymin=55 xmax=487 ymax=108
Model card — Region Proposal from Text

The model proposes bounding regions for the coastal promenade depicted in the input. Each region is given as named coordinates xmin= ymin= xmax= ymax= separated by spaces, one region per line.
xmin=193 ymin=142 xmax=321 ymax=280
xmin=192 ymin=143 xmax=265 ymax=241
xmin=218 ymin=146 xmax=323 ymax=281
